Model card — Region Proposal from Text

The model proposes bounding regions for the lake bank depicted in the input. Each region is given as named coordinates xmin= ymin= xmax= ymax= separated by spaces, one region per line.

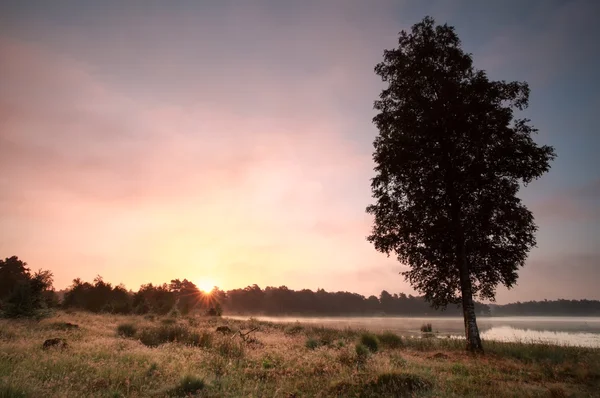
xmin=2 ymin=311 xmax=599 ymax=397
xmin=226 ymin=315 xmax=600 ymax=348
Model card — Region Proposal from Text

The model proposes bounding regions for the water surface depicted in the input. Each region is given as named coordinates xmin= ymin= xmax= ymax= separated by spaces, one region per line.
xmin=227 ymin=315 xmax=600 ymax=348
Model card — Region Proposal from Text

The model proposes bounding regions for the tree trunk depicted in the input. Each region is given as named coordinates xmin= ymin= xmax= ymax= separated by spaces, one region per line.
xmin=444 ymin=153 xmax=484 ymax=353
xmin=457 ymin=237 xmax=484 ymax=353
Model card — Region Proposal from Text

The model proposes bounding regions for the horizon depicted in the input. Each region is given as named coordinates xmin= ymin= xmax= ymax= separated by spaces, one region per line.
xmin=1 ymin=0 xmax=599 ymax=305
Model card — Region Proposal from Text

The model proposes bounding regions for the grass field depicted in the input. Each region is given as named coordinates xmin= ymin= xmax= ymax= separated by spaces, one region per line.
xmin=1 ymin=312 xmax=599 ymax=397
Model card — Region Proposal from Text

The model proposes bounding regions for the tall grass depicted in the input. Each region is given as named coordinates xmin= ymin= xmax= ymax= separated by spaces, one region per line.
xmin=1 ymin=312 xmax=599 ymax=397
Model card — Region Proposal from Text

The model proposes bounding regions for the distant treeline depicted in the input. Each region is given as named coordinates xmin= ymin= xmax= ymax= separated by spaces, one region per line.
xmin=489 ymin=300 xmax=600 ymax=316
xmin=54 ymin=281 xmax=488 ymax=316
xmin=2 ymin=256 xmax=600 ymax=318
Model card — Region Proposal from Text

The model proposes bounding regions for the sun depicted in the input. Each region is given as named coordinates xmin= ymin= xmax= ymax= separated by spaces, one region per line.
xmin=196 ymin=279 xmax=216 ymax=293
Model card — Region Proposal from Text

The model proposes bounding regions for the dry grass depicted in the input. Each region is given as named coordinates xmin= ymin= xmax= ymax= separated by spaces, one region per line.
xmin=0 ymin=311 xmax=598 ymax=397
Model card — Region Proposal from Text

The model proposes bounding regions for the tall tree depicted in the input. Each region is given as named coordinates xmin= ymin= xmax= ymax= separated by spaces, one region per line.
xmin=366 ymin=17 xmax=555 ymax=352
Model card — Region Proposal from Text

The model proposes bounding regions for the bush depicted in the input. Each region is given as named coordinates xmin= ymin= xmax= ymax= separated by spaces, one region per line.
xmin=305 ymin=338 xmax=320 ymax=350
xmin=355 ymin=343 xmax=370 ymax=366
xmin=167 ymin=375 xmax=204 ymax=396
xmin=360 ymin=333 xmax=379 ymax=353
xmin=420 ymin=323 xmax=433 ymax=333
xmin=117 ymin=323 xmax=137 ymax=338
xmin=205 ymin=303 xmax=223 ymax=316
xmin=377 ymin=332 xmax=403 ymax=349
xmin=284 ymin=323 xmax=304 ymax=335
xmin=138 ymin=324 xmax=196 ymax=347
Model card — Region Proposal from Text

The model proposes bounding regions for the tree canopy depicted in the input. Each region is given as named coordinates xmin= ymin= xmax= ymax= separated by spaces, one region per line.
xmin=367 ymin=17 xmax=555 ymax=351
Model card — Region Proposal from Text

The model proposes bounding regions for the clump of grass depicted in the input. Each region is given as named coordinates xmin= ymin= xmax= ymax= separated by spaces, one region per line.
xmin=167 ymin=375 xmax=204 ymax=397
xmin=305 ymin=337 xmax=320 ymax=350
xmin=216 ymin=338 xmax=245 ymax=359
xmin=420 ymin=323 xmax=433 ymax=333
xmin=390 ymin=353 xmax=407 ymax=368
xmin=146 ymin=362 xmax=159 ymax=377
xmin=329 ymin=372 xmax=431 ymax=397
xmin=360 ymin=332 xmax=379 ymax=353
xmin=484 ymin=340 xmax=590 ymax=364
xmin=116 ymin=323 xmax=137 ymax=338
xmin=377 ymin=331 xmax=403 ymax=349
xmin=284 ymin=322 xmax=304 ymax=335
xmin=45 ymin=321 xmax=79 ymax=331
xmin=0 ymin=385 xmax=28 ymax=398
xmin=355 ymin=343 xmax=370 ymax=366
xmin=0 ymin=329 xmax=16 ymax=341
xmin=188 ymin=330 xmax=213 ymax=349
xmin=337 ymin=347 xmax=355 ymax=367
xmin=364 ymin=372 xmax=432 ymax=396
xmin=138 ymin=324 xmax=197 ymax=347
xmin=547 ymin=386 xmax=568 ymax=398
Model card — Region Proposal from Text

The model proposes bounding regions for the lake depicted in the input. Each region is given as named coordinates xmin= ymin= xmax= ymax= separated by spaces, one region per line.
xmin=226 ymin=315 xmax=600 ymax=348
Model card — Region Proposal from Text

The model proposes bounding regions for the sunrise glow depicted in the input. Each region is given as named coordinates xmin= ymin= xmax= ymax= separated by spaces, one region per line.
xmin=196 ymin=279 xmax=216 ymax=294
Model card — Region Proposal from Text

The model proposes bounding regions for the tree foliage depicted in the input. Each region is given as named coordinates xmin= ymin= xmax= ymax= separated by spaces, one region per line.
xmin=0 ymin=256 xmax=56 ymax=318
xmin=367 ymin=17 xmax=556 ymax=309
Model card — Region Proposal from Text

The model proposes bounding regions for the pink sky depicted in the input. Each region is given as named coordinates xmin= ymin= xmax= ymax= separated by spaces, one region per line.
xmin=1 ymin=0 xmax=598 ymax=303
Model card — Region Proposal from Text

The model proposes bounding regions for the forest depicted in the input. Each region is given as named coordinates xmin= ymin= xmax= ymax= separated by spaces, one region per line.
xmin=2 ymin=256 xmax=599 ymax=318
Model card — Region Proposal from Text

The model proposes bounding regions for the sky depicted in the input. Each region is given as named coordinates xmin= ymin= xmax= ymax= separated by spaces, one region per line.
xmin=0 ymin=0 xmax=598 ymax=303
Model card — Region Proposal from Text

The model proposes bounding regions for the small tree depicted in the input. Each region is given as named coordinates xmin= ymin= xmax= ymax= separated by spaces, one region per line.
xmin=367 ymin=17 xmax=555 ymax=352
xmin=1 ymin=257 xmax=54 ymax=317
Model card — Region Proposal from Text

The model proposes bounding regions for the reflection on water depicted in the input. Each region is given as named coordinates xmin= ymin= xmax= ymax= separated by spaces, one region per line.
xmin=226 ymin=315 xmax=600 ymax=347
xmin=480 ymin=326 xmax=600 ymax=348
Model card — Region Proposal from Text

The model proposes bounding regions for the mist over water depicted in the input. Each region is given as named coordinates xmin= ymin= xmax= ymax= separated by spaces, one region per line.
xmin=227 ymin=316 xmax=600 ymax=348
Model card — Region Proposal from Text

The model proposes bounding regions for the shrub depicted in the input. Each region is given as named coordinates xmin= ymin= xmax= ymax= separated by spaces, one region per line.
xmin=360 ymin=333 xmax=379 ymax=353
xmin=355 ymin=343 xmax=370 ymax=366
xmin=284 ymin=323 xmax=304 ymax=335
xmin=318 ymin=329 xmax=338 ymax=347
xmin=305 ymin=338 xmax=320 ymax=350
xmin=168 ymin=375 xmax=204 ymax=396
xmin=138 ymin=324 xmax=195 ymax=347
xmin=117 ymin=323 xmax=137 ymax=338
xmin=205 ymin=303 xmax=223 ymax=316
xmin=377 ymin=332 xmax=403 ymax=349
xmin=420 ymin=323 xmax=433 ymax=333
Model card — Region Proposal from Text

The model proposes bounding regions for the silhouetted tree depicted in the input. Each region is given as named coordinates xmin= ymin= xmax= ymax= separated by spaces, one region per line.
xmin=366 ymin=17 xmax=555 ymax=352
xmin=0 ymin=257 xmax=55 ymax=318
xmin=132 ymin=283 xmax=175 ymax=315
xmin=169 ymin=279 xmax=202 ymax=315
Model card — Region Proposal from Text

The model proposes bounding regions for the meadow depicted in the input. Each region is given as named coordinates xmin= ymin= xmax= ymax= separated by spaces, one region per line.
xmin=1 ymin=312 xmax=599 ymax=397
